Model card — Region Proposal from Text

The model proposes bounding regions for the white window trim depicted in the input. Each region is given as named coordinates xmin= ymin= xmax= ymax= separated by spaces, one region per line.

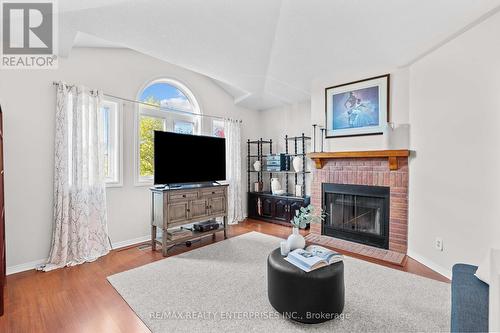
xmin=134 ymin=78 xmax=201 ymax=186
xmin=102 ymin=98 xmax=123 ymax=187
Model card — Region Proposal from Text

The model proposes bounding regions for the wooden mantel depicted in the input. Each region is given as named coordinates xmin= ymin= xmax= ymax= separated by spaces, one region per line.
xmin=307 ymin=149 xmax=410 ymax=171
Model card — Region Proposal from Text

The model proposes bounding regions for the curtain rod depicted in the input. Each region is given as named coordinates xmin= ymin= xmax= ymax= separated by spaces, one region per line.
xmin=52 ymin=81 xmax=242 ymax=123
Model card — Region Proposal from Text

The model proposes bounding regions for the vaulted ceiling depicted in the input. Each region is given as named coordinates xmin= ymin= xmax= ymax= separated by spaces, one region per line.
xmin=59 ymin=0 xmax=500 ymax=110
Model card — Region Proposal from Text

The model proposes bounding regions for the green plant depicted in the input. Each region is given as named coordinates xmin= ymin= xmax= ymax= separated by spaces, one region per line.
xmin=291 ymin=205 xmax=325 ymax=229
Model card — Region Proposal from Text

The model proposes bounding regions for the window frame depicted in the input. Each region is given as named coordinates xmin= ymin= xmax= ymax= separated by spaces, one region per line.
xmin=101 ymin=98 xmax=123 ymax=187
xmin=134 ymin=78 xmax=201 ymax=186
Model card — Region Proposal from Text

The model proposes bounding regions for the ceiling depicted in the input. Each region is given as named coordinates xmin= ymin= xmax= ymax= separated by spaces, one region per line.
xmin=59 ymin=0 xmax=500 ymax=110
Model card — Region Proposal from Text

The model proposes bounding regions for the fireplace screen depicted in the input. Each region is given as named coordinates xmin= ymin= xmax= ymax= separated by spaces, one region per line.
xmin=323 ymin=184 xmax=389 ymax=249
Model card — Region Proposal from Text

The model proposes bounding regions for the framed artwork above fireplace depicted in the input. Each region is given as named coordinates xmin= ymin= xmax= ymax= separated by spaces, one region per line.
xmin=325 ymin=74 xmax=390 ymax=138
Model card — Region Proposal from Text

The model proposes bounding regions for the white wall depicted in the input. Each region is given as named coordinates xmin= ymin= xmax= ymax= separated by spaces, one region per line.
xmin=258 ymin=102 xmax=312 ymax=194
xmin=407 ymin=11 xmax=500 ymax=277
xmin=259 ymin=101 xmax=311 ymax=152
xmin=0 ymin=48 xmax=260 ymax=269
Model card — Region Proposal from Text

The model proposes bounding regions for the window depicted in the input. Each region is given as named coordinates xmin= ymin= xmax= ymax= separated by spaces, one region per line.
xmin=212 ymin=120 xmax=225 ymax=137
xmin=100 ymin=99 xmax=122 ymax=186
xmin=139 ymin=115 xmax=165 ymax=177
xmin=174 ymin=120 xmax=194 ymax=134
xmin=135 ymin=79 xmax=200 ymax=184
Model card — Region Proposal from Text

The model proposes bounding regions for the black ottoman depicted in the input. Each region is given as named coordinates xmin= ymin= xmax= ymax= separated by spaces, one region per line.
xmin=267 ymin=248 xmax=345 ymax=324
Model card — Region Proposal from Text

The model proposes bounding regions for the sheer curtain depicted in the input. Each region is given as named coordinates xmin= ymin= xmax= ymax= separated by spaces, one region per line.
xmin=224 ymin=119 xmax=244 ymax=224
xmin=42 ymin=83 xmax=111 ymax=271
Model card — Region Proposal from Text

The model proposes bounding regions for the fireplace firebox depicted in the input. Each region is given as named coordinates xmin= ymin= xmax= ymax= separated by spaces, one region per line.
xmin=322 ymin=183 xmax=390 ymax=249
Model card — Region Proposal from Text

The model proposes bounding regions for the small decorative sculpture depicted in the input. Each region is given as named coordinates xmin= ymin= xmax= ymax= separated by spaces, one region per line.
xmin=271 ymin=177 xmax=281 ymax=195
xmin=253 ymin=160 xmax=261 ymax=171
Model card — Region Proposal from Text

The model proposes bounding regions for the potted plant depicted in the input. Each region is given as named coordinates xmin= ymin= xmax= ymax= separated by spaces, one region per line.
xmin=287 ymin=205 xmax=325 ymax=250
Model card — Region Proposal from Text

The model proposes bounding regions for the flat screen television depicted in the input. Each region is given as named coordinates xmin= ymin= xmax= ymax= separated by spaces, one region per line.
xmin=154 ymin=131 xmax=226 ymax=185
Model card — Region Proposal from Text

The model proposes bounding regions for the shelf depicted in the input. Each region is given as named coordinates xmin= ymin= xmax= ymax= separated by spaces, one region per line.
xmin=248 ymin=170 xmax=311 ymax=174
xmin=156 ymin=225 xmax=225 ymax=246
xmin=307 ymin=150 xmax=410 ymax=171
xmin=249 ymin=191 xmax=310 ymax=200
xmin=285 ymin=136 xmax=311 ymax=141
xmin=248 ymin=140 xmax=272 ymax=144
xmin=248 ymin=153 xmax=306 ymax=158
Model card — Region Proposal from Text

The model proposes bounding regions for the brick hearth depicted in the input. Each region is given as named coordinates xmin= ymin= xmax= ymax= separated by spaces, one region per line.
xmin=310 ymin=156 xmax=409 ymax=262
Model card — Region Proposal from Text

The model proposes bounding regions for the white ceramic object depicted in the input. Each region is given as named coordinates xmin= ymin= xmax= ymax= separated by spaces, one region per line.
xmin=253 ymin=160 xmax=261 ymax=171
xmin=292 ymin=156 xmax=303 ymax=172
xmin=295 ymin=185 xmax=303 ymax=197
xmin=287 ymin=227 xmax=305 ymax=251
xmin=271 ymin=177 xmax=281 ymax=194
xmin=280 ymin=241 xmax=290 ymax=256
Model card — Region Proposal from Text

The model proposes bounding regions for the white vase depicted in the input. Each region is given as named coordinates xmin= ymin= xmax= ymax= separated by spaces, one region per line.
xmin=271 ymin=177 xmax=281 ymax=194
xmin=292 ymin=156 xmax=303 ymax=172
xmin=253 ymin=160 xmax=261 ymax=171
xmin=287 ymin=227 xmax=305 ymax=251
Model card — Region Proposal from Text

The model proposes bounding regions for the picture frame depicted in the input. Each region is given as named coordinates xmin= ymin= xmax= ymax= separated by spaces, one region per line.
xmin=325 ymin=74 xmax=390 ymax=138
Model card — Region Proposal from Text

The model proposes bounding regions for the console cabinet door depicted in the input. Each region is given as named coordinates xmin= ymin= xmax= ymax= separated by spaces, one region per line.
xmin=209 ymin=196 xmax=226 ymax=215
xmin=168 ymin=202 xmax=189 ymax=224
xmin=273 ymin=199 xmax=288 ymax=221
xmin=189 ymin=199 xmax=209 ymax=220
xmin=261 ymin=198 xmax=273 ymax=218
xmin=247 ymin=193 xmax=258 ymax=218
xmin=288 ymin=200 xmax=304 ymax=219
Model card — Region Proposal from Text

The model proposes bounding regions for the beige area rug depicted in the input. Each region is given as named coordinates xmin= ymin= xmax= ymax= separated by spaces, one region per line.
xmin=108 ymin=231 xmax=450 ymax=332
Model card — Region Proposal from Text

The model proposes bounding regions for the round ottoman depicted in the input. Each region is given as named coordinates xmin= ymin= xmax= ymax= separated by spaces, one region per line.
xmin=267 ymin=248 xmax=345 ymax=324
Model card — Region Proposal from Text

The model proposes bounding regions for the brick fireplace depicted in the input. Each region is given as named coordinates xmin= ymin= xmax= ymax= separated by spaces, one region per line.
xmin=307 ymin=151 xmax=409 ymax=265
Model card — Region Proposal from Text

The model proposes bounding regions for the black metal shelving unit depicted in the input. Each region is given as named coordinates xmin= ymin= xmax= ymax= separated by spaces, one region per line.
xmin=247 ymin=138 xmax=272 ymax=192
xmin=246 ymin=134 xmax=311 ymax=226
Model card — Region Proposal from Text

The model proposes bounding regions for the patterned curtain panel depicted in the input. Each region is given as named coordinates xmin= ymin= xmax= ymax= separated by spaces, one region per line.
xmin=41 ymin=83 xmax=111 ymax=271
xmin=224 ymin=119 xmax=244 ymax=224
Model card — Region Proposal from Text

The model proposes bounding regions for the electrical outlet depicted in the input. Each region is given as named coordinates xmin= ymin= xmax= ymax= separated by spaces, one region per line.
xmin=435 ymin=237 xmax=443 ymax=251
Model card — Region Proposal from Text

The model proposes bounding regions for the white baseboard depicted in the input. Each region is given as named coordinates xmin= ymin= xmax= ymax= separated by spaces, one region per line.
xmin=407 ymin=249 xmax=452 ymax=280
xmin=111 ymin=235 xmax=150 ymax=250
xmin=6 ymin=235 xmax=151 ymax=275
xmin=6 ymin=258 xmax=47 ymax=275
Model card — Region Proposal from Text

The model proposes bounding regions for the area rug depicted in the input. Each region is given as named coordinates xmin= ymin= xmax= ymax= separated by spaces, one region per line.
xmin=107 ymin=232 xmax=450 ymax=332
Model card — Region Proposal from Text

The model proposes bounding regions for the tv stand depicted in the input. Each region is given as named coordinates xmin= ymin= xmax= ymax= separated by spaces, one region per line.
xmin=164 ymin=182 xmax=223 ymax=190
xmin=150 ymin=183 xmax=228 ymax=256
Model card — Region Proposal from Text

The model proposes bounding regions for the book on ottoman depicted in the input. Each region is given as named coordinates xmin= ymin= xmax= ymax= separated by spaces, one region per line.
xmin=284 ymin=245 xmax=343 ymax=272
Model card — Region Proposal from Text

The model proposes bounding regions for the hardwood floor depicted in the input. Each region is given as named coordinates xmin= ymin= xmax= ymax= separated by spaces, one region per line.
xmin=0 ymin=219 xmax=448 ymax=333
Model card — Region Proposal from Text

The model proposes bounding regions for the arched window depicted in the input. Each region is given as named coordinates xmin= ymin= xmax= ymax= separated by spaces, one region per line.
xmin=136 ymin=79 xmax=200 ymax=184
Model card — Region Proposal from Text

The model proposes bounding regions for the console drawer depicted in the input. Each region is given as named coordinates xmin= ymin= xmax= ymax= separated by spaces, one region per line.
xmin=168 ymin=191 xmax=198 ymax=201
xmin=200 ymin=187 xmax=225 ymax=198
